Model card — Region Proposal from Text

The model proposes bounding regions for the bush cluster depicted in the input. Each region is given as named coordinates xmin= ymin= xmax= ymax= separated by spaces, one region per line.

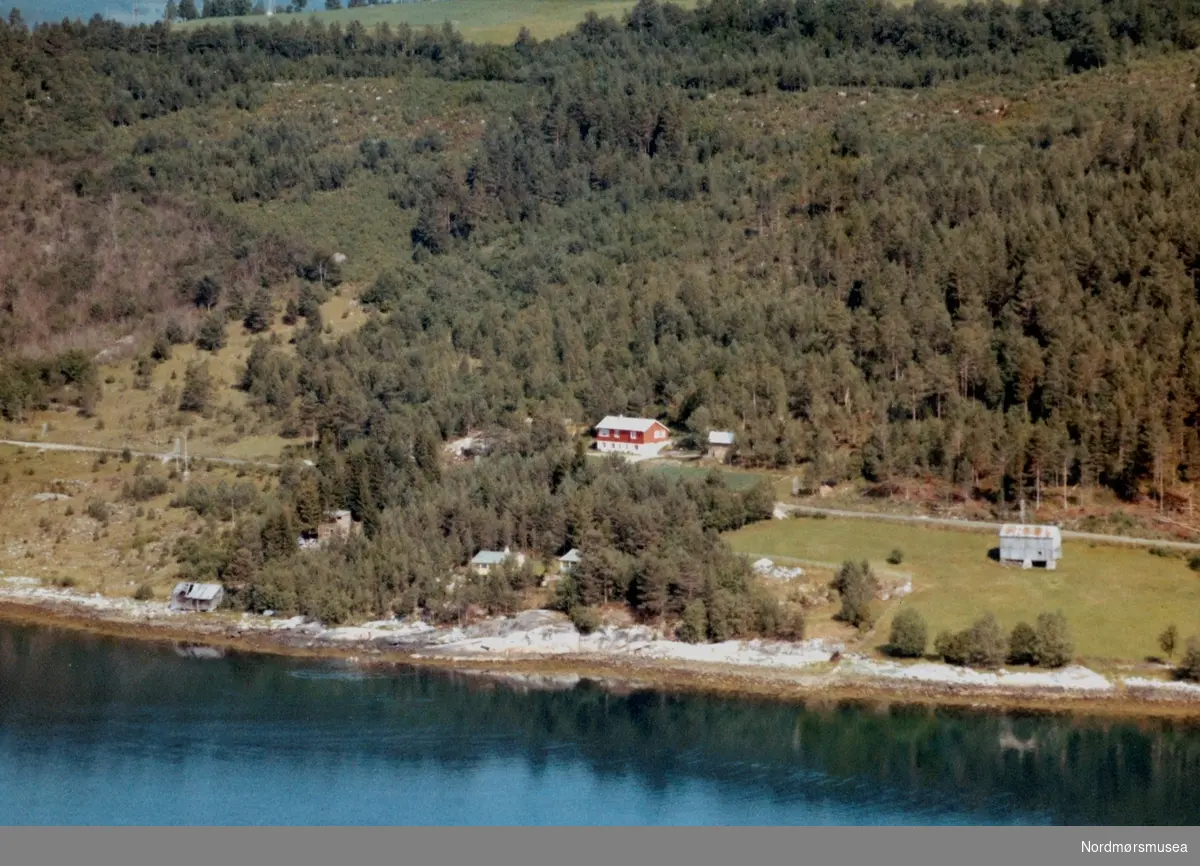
xmin=122 ymin=475 xmax=170 ymax=502
xmin=933 ymin=611 xmax=1073 ymax=669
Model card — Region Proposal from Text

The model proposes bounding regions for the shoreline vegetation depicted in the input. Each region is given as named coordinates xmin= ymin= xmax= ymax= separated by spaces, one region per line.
xmin=5 ymin=581 xmax=1200 ymax=720
xmin=7 ymin=0 xmax=1200 ymax=732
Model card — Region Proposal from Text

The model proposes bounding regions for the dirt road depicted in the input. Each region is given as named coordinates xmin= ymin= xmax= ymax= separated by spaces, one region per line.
xmin=5 ymin=436 xmax=1195 ymax=550
xmin=0 ymin=439 xmax=280 ymax=469
xmin=775 ymin=503 xmax=1200 ymax=552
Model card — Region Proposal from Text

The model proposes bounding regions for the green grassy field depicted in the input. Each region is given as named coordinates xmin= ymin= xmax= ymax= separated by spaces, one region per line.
xmin=178 ymin=0 xmax=689 ymax=44
xmin=726 ymin=515 xmax=1200 ymax=664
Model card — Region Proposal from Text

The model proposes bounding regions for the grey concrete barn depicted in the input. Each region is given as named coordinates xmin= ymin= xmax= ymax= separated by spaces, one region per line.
xmin=998 ymin=524 xmax=1062 ymax=569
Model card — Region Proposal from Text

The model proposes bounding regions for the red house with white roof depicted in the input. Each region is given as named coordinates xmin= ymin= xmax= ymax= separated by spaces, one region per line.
xmin=594 ymin=415 xmax=671 ymax=457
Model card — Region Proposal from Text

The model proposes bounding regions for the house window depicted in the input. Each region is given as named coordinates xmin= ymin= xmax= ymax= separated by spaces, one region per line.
xmin=599 ymin=429 xmax=609 ymax=438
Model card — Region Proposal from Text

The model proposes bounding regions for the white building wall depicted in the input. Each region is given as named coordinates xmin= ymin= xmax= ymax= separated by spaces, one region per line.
xmin=596 ymin=440 xmax=668 ymax=457
xmin=999 ymin=537 xmax=1060 ymax=564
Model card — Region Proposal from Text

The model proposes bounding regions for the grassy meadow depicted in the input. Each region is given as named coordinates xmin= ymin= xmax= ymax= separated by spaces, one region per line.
xmin=1 ymin=289 xmax=368 ymax=463
xmin=177 ymin=0 xmax=690 ymax=43
xmin=726 ymin=515 xmax=1200 ymax=665
xmin=0 ymin=444 xmax=270 ymax=597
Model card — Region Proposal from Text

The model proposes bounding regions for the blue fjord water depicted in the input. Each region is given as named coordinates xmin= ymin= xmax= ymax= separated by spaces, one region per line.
xmin=2 ymin=619 xmax=1199 ymax=825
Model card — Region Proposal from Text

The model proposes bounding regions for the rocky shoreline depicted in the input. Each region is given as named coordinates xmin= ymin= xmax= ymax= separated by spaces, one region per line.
xmin=3 ymin=575 xmax=1200 ymax=717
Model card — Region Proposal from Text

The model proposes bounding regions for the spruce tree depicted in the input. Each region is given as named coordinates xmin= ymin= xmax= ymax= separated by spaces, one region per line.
xmin=243 ymin=288 xmax=274 ymax=334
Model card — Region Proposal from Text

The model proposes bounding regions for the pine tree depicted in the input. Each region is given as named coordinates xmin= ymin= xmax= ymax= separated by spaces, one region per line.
xmin=243 ymin=288 xmax=274 ymax=334
xmin=192 ymin=275 xmax=221 ymax=309
xmin=293 ymin=476 xmax=323 ymax=533
xmin=413 ymin=426 xmax=442 ymax=482
xmin=677 ymin=600 xmax=708 ymax=643
xmin=178 ymin=362 xmax=214 ymax=413
xmin=832 ymin=560 xmax=877 ymax=629
xmin=195 ymin=313 xmax=227 ymax=352
xmin=632 ymin=556 xmax=673 ymax=623
xmin=224 ymin=546 xmax=260 ymax=587
xmin=573 ymin=530 xmax=616 ymax=607
xmin=261 ymin=508 xmax=298 ymax=560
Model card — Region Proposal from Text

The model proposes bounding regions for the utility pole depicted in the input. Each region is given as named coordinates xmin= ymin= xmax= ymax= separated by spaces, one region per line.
xmin=181 ymin=430 xmax=189 ymax=482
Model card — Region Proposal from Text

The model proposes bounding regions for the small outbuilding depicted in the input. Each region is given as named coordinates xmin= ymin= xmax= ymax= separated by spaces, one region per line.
xmin=317 ymin=510 xmax=359 ymax=544
xmin=707 ymin=430 xmax=735 ymax=462
xmin=998 ymin=524 xmax=1062 ymax=569
xmin=558 ymin=548 xmax=581 ymax=573
xmin=170 ymin=582 xmax=224 ymax=613
xmin=470 ymin=546 xmax=526 ymax=575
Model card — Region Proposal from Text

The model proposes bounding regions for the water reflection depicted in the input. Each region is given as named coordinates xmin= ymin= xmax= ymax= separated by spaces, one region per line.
xmin=1 ymin=621 xmax=1199 ymax=825
xmin=173 ymin=644 xmax=226 ymax=660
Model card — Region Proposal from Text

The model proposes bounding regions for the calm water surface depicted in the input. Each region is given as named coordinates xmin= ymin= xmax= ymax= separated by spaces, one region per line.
xmin=2 ymin=619 xmax=1199 ymax=825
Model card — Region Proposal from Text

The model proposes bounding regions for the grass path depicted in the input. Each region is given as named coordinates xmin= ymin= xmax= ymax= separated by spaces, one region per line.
xmin=0 ymin=439 xmax=278 ymax=469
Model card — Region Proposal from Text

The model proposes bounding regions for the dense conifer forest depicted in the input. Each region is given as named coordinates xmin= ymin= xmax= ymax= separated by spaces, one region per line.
xmin=3 ymin=0 xmax=1200 ymax=628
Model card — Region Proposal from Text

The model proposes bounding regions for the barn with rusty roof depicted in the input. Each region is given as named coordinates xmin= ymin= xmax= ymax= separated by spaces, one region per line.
xmin=998 ymin=524 xmax=1062 ymax=569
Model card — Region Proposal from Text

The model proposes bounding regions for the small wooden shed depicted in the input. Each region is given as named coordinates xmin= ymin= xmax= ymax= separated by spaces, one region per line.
xmin=470 ymin=546 xmax=525 ymax=575
xmin=317 ymin=510 xmax=359 ymax=543
xmin=170 ymin=582 xmax=224 ymax=612
xmin=707 ymin=431 xmax=735 ymax=462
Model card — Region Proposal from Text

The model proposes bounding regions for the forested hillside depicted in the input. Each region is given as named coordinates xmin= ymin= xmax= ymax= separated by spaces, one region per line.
xmin=3 ymin=0 xmax=1200 ymax=628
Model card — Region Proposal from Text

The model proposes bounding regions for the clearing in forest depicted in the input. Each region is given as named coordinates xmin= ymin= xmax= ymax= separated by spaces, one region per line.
xmin=726 ymin=515 xmax=1200 ymax=664
xmin=176 ymin=0 xmax=694 ymax=44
